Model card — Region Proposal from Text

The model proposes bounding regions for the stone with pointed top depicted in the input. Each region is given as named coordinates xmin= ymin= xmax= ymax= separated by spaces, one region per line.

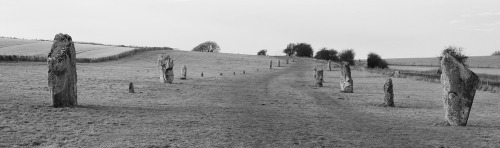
xmin=158 ymin=54 xmax=174 ymax=83
xmin=340 ymin=61 xmax=353 ymax=93
xmin=440 ymin=53 xmax=479 ymax=126
xmin=384 ymin=78 xmax=394 ymax=107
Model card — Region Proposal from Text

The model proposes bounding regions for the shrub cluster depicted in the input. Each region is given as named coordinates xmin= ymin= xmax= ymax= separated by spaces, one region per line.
xmin=314 ymin=48 xmax=338 ymax=61
xmin=366 ymin=52 xmax=388 ymax=69
xmin=492 ymin=51 xmax=500 ymax=56
xmin=257 ymin=49 xmax=267 ymax=56
xmin=438 ymin=46 xmax=468 ymax=64
xmin=192 ymin=41 xmax=220 ymax=53
xmin=338 ymin=49 xmax=356 ymax=65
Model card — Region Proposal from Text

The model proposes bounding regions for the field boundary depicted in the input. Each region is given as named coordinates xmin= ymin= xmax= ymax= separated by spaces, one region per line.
xmin=0 ymin=47 xmax=173 ymax=63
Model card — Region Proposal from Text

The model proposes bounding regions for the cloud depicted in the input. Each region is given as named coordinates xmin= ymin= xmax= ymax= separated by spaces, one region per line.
xmin=450 ymin=19 xmax=465 ymax=24
xmin=478 ymin=12 xmax=500 ymax=16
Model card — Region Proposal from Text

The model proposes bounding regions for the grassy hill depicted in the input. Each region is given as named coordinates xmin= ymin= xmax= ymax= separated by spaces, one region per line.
xmin=386 ymin=56 xmax=500 ymax=68
xmin=0 ymin=37 xmax=172 ymax=62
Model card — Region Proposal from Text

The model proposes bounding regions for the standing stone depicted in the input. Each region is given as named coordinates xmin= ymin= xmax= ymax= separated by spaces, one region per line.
xmin=384 ymin=78 xmax=394 ymax=107
xmin=328 ymin=60 xmax=332 ymax=71
xmin=315 ymin=69 xmax=324 ymax=87
xmin=286 ymin=59 xmax=289 ymax=64
xmin=340 ymin=61 xmax=353 ymax=93
xmin=293 ymin=59 xmax=295 ymax=62
xmin=157 ymin=54 xmax=174 ymax=83
xmin=201 ymin=72 xmax=204 ymax=77
xmin=278 ymin=60 xmax=281 ymax=67
xmin=394 ymin=71 xmax=400 ymax=78
xmin=313 ymin=67 xmax=317 ymax=79
xmin=47 ymin=33 xmax=77 ymax=107
xmin=129 ymin=83 xmax=135 ymax=93
xmin=233 ymin=72 xmax=236 ymax=75
xmin=440 ymin=53 xmax=480 ymax=126
xmin=270 ymin=60 xmax=273 ymax=69
xmin=180 ymin=65 xmax=187 ymax=80
xmin=243 ymin=70 xmax=246 ymax=74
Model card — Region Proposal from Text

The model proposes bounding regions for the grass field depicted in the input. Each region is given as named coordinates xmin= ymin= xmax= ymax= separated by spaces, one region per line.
xmin=386 ymin=56 xmax=500 ymax=68
xmin=0 ymin=37 xmax=135 ymax=58
xmin=1 ymin=50 xmax=500 ymax=147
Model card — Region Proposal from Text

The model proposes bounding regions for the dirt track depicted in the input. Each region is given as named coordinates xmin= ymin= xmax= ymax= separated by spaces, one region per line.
xmin=1 ymin=51 xmax=500 ymax=147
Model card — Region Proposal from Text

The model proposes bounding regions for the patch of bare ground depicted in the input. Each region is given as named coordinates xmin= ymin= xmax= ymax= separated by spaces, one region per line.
xmin=1 ymin=50 xmax=499 ymax=147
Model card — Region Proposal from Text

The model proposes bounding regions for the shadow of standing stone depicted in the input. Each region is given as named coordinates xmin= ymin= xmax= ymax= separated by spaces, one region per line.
xmin=158 ymin=54 xmax=174 ymax=83
xmin=48 ymin=33 xmax=77 ymax=108
xmin=384 ymin=78 xmax=394 ymax=107
xmin=440 ymin=53 xmax=479 ymax=126
xmin=340 ymin=61 xmax=353 ymax=93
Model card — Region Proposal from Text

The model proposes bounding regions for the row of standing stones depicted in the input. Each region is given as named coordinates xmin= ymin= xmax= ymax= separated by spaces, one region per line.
xmin=47 ymin=33 xmax=479 ymax=126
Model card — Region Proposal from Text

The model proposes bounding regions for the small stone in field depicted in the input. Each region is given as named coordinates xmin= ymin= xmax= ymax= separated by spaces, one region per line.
xmin=129 ymin=83 xmax=135 ymax=93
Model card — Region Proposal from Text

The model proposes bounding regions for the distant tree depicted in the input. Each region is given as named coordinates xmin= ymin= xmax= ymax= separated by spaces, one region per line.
xmin=257 ymin=49 xmax=267 ymax=56
xmin=438 ymin=46 xmax=467 ymax=64
xmin=314 ymin=48 xmax=339 ymax=61
xmin=294 ymin=43 xmax=314 ymax=58
xmin=283 ymin=43 xmax=296 ymax=56
xmin=338 ymin=49 xmax=356 ymax=65
xmin=192 ymin=41 xmax=220 ymax=53
xmin=366 ymin=52 xmax=388 ymax=69
xmin=492 ymin=50 xmax=500 ymax=56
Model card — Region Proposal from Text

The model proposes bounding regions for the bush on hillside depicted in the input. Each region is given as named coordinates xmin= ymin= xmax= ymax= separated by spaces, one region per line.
xmin=438 ymin=46 xmax=468 ymax=64
xmin=294 ymin=43 xmax=314 ymax=58
xmin=314 ymin=48 xmax=338 ymax=61
xmin=492 ymin=51 xmax=500 ymax=56
xmin=367 ymin=52 xmax=388 ymax=69
xmin=283 ymin=43 xmax=296 ymax=56
xmin=338 ymin=49 xmax=356 ymax=65
xmin=192 ymin=41 xmax=220 ymax=53
xmin=257 ymin=49 xmax=267 ymax=56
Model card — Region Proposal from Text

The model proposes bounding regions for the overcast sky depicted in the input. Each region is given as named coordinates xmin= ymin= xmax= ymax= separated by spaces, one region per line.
xmin=1 ymin=0 xmax=500 ymax=58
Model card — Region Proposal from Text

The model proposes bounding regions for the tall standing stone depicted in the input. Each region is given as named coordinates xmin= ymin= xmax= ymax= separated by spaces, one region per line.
xmin=315 ymin=69 xmax=324 ymax=87
xmin=440 ymin=53 xmax=480 ymax=126
xmin=384 ymin=78 xmax=394 ymax=107
xmin=47 ymin=33 xmax=77 ymax=107
xmin=269 ymin=60 xmax=273 ymax=69
xmin=180 ymin=65 xmax=187 ymax=80
xmin=157 ymin=54 xmax=174 ymax=83
xmin=340 ymin=61 xmax=353 ymax=93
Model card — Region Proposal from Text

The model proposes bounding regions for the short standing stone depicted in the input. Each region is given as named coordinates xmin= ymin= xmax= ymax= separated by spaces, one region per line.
xmin=278 ymin=60 xmax=281 ymax=67
xmin=328 ymin=60 xmax=332 ymax=71
xmin=340 ymin=61 xmax=353 ymax=93
xmin=48 ymin=33 xmax=77 ymax=107
xmin=270 ymin=60 xmax=273 ymax=69
xmin=243 ymin=70 xmax=246 ymax=74
xmin=384 ymin=78 xmax=394 ymax=107
xmin=157 ymin=54 xmax=174 ymax=83
xmin=440 ymin=53 xmax=480 ymax=126
xmin=286 ymin=59 xmax=289 ymax=64
xmin=394 ymin=71 xmax=400 ymax=77
xmin=180 ymin=65 xmax=187 ymax=80
xmin=233 ymin=72 xmax=236 ymax=75
xmin=129 ymin=82 xmax=135 ymax=93
xmin=201 ymin=72 xmax=203 ymax=77
xmin=316 ymin=69 xmax=324 ymax=87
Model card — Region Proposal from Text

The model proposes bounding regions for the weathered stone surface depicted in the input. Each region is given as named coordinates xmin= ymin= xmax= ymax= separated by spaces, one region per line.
xmin=440 ymin=53 xmax=480 ymax=126
xmin=47 ymin=33 xmax=77 ymax=107
xmin=270 ymin=60 xmax=273 ymax=69
xmin=316 ymin=69 xmax=324 ymax=87
xmin=384 ymin=78 xmax=394 ymax=107
xmin=180 ymin=65 xmax=187 ymax=80
xmin=328 ymin=60 xmax=332 ymax=71
xmin=129 ymin=82 xmax=135 ymax=93
xmin=157 ymin=54 xmax=174 ymax=83
xmin=340 ymin=61 xmax=353 ymax=93
xmin=394 ymin=71 xmax=400 ymax=78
